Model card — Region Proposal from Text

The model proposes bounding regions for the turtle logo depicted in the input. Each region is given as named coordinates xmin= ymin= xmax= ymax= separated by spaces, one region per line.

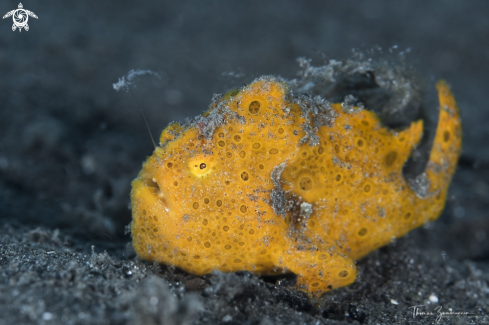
xmin=2 ymin=3 xmax=38 ymax=32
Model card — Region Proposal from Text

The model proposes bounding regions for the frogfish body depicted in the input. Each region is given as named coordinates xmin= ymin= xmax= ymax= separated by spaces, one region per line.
xmin=130 ymin=76 xmax=461 ymax=297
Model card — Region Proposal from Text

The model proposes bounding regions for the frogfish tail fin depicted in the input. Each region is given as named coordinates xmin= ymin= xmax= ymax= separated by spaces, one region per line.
xmin=415 ymin=80 xmax=462 ymax=220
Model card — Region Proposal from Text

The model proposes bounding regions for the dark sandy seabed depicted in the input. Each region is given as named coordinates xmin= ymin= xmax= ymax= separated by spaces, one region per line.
xmin=1 ymin=1 xmax=489 ymax=324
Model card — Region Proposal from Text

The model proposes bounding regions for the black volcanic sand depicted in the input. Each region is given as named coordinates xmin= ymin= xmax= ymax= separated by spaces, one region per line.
xmin=1 ymin=1 xmax=488 ymax=324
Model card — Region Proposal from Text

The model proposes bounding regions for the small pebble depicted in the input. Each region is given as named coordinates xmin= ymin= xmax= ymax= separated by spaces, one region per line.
xmin=184 ymin=278 xmax=206 ymax=291
xmin=429 ymin=294 xmax=439 ymax=303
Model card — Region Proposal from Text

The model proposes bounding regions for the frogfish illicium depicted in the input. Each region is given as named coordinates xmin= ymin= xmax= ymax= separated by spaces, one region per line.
xmin=130 ymin=73 xmax=461 ymax=297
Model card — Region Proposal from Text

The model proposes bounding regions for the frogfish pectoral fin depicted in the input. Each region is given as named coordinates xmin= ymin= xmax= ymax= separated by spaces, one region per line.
xmin=276 ymin=244 xmax=357 ymax=298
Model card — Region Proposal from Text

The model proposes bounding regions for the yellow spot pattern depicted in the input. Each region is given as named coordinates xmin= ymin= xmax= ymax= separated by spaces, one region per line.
xmin=131 ymin=77 xmax=461 ymax=298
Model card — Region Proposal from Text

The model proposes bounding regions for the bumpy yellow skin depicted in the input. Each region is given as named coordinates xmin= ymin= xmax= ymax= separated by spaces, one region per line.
xmin=131 ymin=77 xmax=461 ymax=297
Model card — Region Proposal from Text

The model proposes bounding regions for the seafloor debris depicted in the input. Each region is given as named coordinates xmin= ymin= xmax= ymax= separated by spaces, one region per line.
xmin=130 ymin=63 xmax=461 ymax=298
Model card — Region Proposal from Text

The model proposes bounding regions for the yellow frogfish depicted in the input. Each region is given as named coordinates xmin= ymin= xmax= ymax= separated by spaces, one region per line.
xmin=130 ymin=75 xmax=461 ymax=298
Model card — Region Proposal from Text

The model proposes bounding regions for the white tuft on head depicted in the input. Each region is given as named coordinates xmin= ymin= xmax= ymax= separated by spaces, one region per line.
xmin=112 ymin=69 xmax=161 ymax=92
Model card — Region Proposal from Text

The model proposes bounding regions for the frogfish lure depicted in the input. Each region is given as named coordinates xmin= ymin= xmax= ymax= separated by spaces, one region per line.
xmin=130 ymin=76 xmax=461 ymax=297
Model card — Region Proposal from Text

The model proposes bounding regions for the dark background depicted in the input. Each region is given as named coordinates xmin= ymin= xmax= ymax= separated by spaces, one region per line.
xmin=1 ymin=1 xmax=488 ymax=324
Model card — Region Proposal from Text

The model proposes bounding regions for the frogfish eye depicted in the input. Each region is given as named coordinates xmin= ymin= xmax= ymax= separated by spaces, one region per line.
xmin=187 ymin=155 xmax=215 ymax=178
